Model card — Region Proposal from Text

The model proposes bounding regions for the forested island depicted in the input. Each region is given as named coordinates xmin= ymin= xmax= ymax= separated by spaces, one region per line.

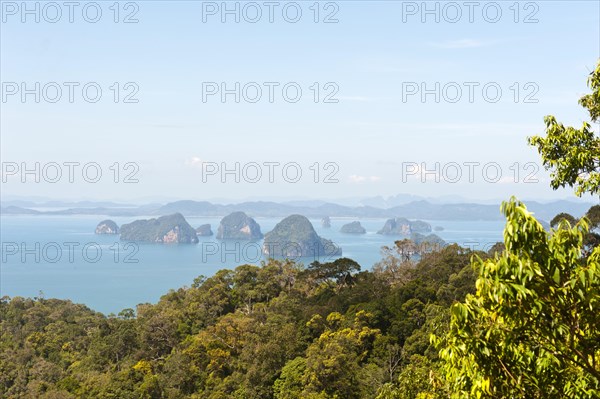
xmin=120 ymin=213 xmax=199 ymax=244
xmin=195 ymin=224 xmax=213 ymax=236
xmin=340 ymin=221 xmax=366 ymax=234
xmin=263 ymin=214 xmax=342 ymax=257
xmin=377 ymin=217 xmax=432 ymax=235
xmin=216 ymin=212 xmax=263 ymax=240
xmin=95 ymin=220 xmax=119 ymax=235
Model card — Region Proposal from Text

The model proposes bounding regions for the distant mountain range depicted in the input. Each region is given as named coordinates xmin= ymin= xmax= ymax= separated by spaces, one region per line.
xmin=1 ymin=199 xmax=595 ymax=221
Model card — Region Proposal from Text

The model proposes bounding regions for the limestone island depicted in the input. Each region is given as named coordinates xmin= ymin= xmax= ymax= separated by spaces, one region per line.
xmin=321 ymin=216 xmax=331 ymax=228
xmin=95 ymin=219 xmax=119 ymax=235
xmin=263 ymin=214 xmax=342 ymax=258
xmin=410 ymin=232 xmax=446 ymax=248
xmin=196 ymin=224 xmax=213 ymax=236
xmin=340 ymin=221 xmax=366 ymax=234
xmin=377 ymin=217 xmax=432 ymax=235
xmin=120 ymin=213 xmax=199 ymax=244
xmin=216 ymin=211 xmax=263 ymax=240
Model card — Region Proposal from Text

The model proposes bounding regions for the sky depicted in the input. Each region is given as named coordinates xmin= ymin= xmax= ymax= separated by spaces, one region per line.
xmin=1 ymin=0 xmax=599 ymax=203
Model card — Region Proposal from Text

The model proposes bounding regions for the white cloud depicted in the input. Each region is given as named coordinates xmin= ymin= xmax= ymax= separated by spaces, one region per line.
xmin=497 ymin=176 xmax=518 ymax=184
xmin=185 ymin=156 xmax=204 ymax=168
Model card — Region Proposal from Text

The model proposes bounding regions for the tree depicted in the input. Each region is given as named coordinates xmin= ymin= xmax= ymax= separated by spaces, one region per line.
xmin=437 ymin=198 xmax=600 ymax=398
xmin=273 ymin=357 xmax=306 ymax=399
xmin=486 ymin=242 xmax=505 ymax=257
xmin=586 ymin=205 xmax=600 ymax=229
xmin=301 ymin=311 xmax=381 ymax=398
xmin=437 ymin=61 xmax=600 ymax=398
xmin=376 ymin=355 xmax=445 ymax=399
xmin=302 ymin=258 xmax=361 ymax=288
xmin=529 ymin=61 xmax=600 ymax=197
xmin=232 ymin=264 xmax=262 ymax=314
xmin=373 ymin=240 xmax=418 ymax=285
xmin=550 ymin=212 xmax=578 ymax=228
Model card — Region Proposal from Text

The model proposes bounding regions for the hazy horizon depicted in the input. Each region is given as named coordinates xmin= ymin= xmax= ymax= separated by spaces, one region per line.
xmin=1 ymin=192 xmax=596 ymax=207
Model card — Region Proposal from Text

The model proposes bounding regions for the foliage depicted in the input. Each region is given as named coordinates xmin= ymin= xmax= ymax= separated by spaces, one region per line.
xmin=529 ymin=61 xmax=600 ymax=197
xmin=436 ymin=198 xmax=600 ymax=398
xmin=550 ymin=212 xmax=578 ymax=228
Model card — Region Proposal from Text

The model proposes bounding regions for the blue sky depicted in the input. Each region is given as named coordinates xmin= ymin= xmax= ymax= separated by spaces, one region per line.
xmin=1 ymin=1 xmax=599 ymax=203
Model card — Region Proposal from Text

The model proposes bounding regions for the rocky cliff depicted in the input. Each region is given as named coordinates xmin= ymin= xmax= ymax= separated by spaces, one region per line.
xmin=263 ymin=215 xmax=342 ymax=258
xmin=216 ymin=212 xmax=263 ymax=240
xmin=340 ymin=221 xmax=366 ymax=234
xmin=120 ymin=213 xmax=199 ymax=243
xmin=95 ymin=219 xmax=119 ymax=234
xmin=196 ymin=224 xmax=213 ymax=236
xmin=377 ymin=218 xmax=432 ymax=235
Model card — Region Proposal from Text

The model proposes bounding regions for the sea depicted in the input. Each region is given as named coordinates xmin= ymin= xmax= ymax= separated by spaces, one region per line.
xmin=0 ymin=215 xmax=505 ymax=314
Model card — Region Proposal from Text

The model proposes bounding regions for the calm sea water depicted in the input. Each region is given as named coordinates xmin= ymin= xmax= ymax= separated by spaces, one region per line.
xmin=0 ymin=215 xmax=505 ymax=314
